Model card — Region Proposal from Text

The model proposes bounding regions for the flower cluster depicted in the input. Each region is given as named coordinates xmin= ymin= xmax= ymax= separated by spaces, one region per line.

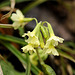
xmin=43 ymin=22 xmax=64 ymax=56
xmin=21 ymin=22 xmax=41 ymax=54
xmin=21 ymin=21 xmax=64 ymax=56
xmin=11 ymin=10 xmax=64 ymax=56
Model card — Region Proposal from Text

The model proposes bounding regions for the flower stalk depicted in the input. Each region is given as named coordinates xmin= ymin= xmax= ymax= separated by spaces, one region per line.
xmin=36 ymin=48 xmax=44 ymax=65
xmin=0 ymin=24 xmax=13 ymax=28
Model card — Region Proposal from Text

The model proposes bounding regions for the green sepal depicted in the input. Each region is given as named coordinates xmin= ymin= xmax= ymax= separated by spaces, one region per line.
xmin=44 ymin=26 xmax=49 ymax=40
xmin=47 ymin=22 xmax=55 ymax=37
xmin=33 ymin=22 xmax=41 ymax=34
xmin=40 ymin=26 xmax=47 ymax=38
xmin=39 ymin=32 xmax=44 ymax=48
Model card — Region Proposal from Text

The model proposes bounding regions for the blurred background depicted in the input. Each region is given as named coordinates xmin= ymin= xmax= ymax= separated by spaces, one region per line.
xmin=0 ymin=0 xmax=75 ymax=75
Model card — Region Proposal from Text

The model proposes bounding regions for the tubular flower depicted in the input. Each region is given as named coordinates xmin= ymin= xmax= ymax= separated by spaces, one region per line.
xmin=43 ymin=45 xmax=59 ymax=56
xmin=21 ymin=44 xmax=36 ymax=54
xmin=22 ymin=31 xmax=40 ymax=48
xmin=11 ymin=10 xmax=25 ymax=29
xmin=43 ymin=36 xmax=64 ymax=56
xmin=46 ymin=36 xmax=64 ymax=47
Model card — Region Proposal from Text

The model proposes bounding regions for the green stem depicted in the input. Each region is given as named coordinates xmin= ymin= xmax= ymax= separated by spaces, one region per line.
xmin=0 ymin=24 xmax=13 ymax=28
xmin=26 ymin=53 xmax=31 ymax=75
xmin=42 ymin=21 xmax=55 ymax=37
xmin=33 ymin=18 xmax=38 ymax=24
xmin=23 ymin=18 xmax=38 ymax=24
xmin=36 ymin=48 xmax=44 ymax=65
xmin=57 ymin=44 xmax=75 ymax=54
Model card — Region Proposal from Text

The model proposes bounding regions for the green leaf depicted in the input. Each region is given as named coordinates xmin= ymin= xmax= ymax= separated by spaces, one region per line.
xmin=26 ymin=53 xmax=31 ymax=75
xmin=0 ymin=33 xmax=27 ymax=45
xmin=41 ymin=63 xmax=56 ymax=75
xmin=0 ymin=60 xmax=25 ymax=75
xmin=57 ymin=49 xmax=75 ymax=62
xmin=57 ymin=44 xmax=75 ymax=54
xmin=0 ymin=40 xmax=42 ymax=75
xmin=64 ymin=41 xmax=75 ymax=49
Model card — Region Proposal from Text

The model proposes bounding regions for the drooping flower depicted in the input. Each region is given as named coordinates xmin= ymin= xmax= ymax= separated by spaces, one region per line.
xmin=22 ymin=31 xmax=40 ymax=48
xmin=46 ymin=36 xmax=64 ymax=47
xmin=42 ymin=21 xmax=64 ymax=56
xmin=43 ymin=37 xmax=59 ymax=56
xmin=11 ymin=10 xmax=25 ymax=29
xmin=21 ymin=22 xmax=41 ymax=54
xmin=21 ymin=44 xmax=36 ymax=54
xmin=43 ymin=45 xmax=59 ymax=56
xmin=43 ymin=36 xmax=64 ymax=56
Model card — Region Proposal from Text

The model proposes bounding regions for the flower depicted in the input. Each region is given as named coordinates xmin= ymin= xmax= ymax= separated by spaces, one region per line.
xmin=46 ymin=36 xmax=64 ymax=47
xmin=22 ymin=31 xmax=40 ymax=48
xmin=22 ymin=31 xmax=40 ymax=54
xmin=11 ymin=10 xmax=25 ymax=29
xmin=43 ymin=36 xmax=64 ymax=56
xmin=21 ymin=44 xmax=36 ymax=54
xmin=43 ymin=45 xmax=59 ymax=56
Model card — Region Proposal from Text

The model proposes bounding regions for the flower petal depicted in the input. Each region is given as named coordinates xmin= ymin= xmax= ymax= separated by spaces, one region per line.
xmin=12 ymin=22 xmax=21 ymax=30
xmin=11 ymin=13 xmax=19 ymax=21
xmin=43 ymin=46 xmax=59 ymax=56
xmin=21 ymin=44 xmax=36 ymax=54
xmin=46 ymin=36 xmax=64 ymax=46
xmin=22 ymin=31 xmax=40 ymax=48
xmin=16 ymin=10 xmax=24 ymax=19
xmin=51 ymin=48 xmax=59 ymax=56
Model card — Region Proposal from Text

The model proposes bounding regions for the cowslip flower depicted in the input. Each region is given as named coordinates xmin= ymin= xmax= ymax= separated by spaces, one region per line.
xmin=43 ymin=21 xmax=64 ymax=56
xmin=43 ymin=34 xmax=64 ymax=56
xmin=46 ymin=36 xmax=64 ymax=47
xmin=11 ymin=9 xmax=25 ymax=29
xmin=21 ymin=44 xmax=36 ymax=54
xmin=21 ymin=22 xmax=41 ymax=54
xmin=43 ymin=37 xmax=60 ymax=56
xmin=22 ymin=31 xmax=40 ymax=48
xmin=43 ymin=45 xmax=59 ymax=56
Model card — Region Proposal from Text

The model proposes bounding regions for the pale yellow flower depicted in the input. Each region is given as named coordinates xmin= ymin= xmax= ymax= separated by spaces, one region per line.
xmin=11 ymin=10 xmax=25 ymax=29
xmin=43 ymin=36 xmax=64 ymax=56
xmin=21 ymin=44 xmax=36 ymax=54
xmin=46 ymin=36 xmax=64 ymax=46
xmin=43 ymin=45 xmax=59 ymax=56
xmin=22 ymin=31 xmax=40 ymax=48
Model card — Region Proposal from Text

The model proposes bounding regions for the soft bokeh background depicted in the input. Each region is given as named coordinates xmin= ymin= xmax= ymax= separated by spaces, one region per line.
xmin=0 ymin=0 xmax=75 ymax=75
